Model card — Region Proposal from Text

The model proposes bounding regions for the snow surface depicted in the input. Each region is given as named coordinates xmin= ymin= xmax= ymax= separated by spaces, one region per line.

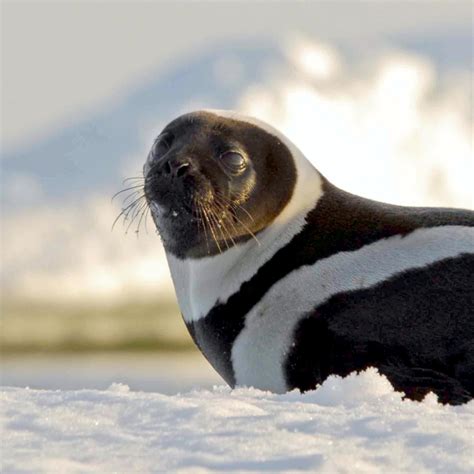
xmin=2 ymin=369 xmax=473 ymax=473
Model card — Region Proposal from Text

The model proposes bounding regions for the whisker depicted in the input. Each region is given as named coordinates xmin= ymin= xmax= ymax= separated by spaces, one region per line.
xmin=193 ymin=197 xmax=204 ymax=247
xmin=144 ymin=207 xmax=151 ymax=234
xmin=112 ymin=194 xmax=146 ymax=231
xmin=211 ymin=200 xmax=237 ymax=247
xmin=215 ymin=192 xmax=255 ymax=222
xmin=135 ymin=202 xmax=149 ymax=236
xmin=122 ymin=189 xmax=144 ymax=206
xmin=208 ymin=206 xmax=230 ymax=250
xmin=202 ymin=204 xmax=222 ymax=253
xmin=112 ymin=184 xmax=144 ymax=202
xmin=126 ymin=200 xmax=148 ymax=235
xmin=196 ymin=200 xmax=210 ymax=255
xmin=212 ymin=195 xmax=260 ymax=245
xmin=122 ymin=176 xmax=144 ymax=185
xmin=209 ymin=199 xmax=237 ymax=246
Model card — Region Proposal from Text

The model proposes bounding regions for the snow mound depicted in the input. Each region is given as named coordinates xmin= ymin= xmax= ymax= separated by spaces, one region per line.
xmin=2 ymin=369 xmax=473 ymax=473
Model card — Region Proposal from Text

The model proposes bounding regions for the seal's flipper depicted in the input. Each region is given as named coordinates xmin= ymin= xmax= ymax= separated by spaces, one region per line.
xmin=378 ymin=365 xmax=473 ymax=405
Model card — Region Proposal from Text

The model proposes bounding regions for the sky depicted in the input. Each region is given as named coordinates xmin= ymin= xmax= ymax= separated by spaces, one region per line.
xmin=1 ymin=1 xmax=473 ymax=303
xmin=3 ymin=1 xmax=472 ymax=150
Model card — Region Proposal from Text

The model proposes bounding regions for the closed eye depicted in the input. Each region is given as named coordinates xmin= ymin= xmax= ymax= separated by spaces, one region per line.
xmin=219 ymin=151 xmax=247 ymax=174
xmin=152 ymin=132 xmax=173 ymax=157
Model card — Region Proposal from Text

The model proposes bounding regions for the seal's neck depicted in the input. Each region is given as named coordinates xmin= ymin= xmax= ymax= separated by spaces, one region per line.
xmin=166 ymin=151 xmax=324 ymax=324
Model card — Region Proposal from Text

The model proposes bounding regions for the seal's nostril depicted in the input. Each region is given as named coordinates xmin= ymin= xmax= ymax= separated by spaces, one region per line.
xmin=161 ymin=159 xmax=190 ymax=178
xmin=176 ymin=162 xmax=190 ymax=178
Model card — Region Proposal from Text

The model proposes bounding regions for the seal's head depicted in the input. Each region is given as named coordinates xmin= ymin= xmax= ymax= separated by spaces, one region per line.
xmin=144 ymin=111 xmax=298 ymax=258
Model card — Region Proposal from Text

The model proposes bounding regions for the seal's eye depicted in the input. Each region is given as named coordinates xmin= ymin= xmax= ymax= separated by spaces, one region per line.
xmin=219 ymin=151 xmax=246 ymax=174
xmin=153 ymin=133 xmax=173 ymax=158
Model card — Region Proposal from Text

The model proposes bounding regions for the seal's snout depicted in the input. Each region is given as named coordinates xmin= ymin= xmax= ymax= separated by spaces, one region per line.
xmin=156 ymin=156 xmax=192 ymax=180
xmin=163 ymin=159 xmax=191 ymax=179
xmin=144 ymin=154 xmax=197 ymax=213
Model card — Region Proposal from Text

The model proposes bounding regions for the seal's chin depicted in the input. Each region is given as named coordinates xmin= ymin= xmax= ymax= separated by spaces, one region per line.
xmin=144 ymin=170 xmax=203 ymax=224
xmin=147 ymin=196 xmax=197 ymax=255
xmin=149 ymin=199 xmax=194 ymax=221
xmin=147 ymin=190 xmax=200 ymax=233
xmin=146 ymin=180 xmax=224 ymax=257
xmin=147 ymin=187 xmax=256 ymax=259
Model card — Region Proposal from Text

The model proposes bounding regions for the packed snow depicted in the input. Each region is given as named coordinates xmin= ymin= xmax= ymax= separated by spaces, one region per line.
xmin=2 ymin=368 xmax=473 ymax=473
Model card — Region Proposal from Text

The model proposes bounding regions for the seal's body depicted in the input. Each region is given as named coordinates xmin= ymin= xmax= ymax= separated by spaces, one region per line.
xmin=144 ymin=110 xmax=474 ymax=404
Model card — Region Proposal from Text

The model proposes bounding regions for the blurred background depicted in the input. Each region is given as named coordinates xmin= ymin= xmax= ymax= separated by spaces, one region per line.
xmin=1 ymin=1 xmax=473 ymax=393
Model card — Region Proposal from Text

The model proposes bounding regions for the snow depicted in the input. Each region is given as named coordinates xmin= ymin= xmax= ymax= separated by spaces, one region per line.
xmin=2 ymin=369 xmax=473 ymax=473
